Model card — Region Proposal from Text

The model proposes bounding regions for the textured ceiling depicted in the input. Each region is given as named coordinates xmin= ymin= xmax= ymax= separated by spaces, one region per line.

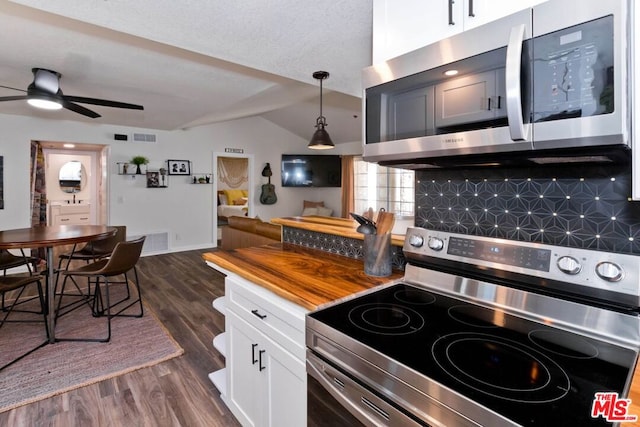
xmin=0 ymin=0 xmax=371 ymax=143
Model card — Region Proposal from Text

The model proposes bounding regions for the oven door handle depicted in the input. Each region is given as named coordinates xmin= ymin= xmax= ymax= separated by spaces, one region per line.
xmin=307 ymin=354 xmax=425 ymax=427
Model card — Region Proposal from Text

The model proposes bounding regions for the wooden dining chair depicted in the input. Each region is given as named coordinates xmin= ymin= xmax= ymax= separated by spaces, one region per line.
xmin=56 ymin=236 xmax=145 ymax=342
xmin=0 ymin=273 xmax=49 ymax=371
xmin=55 ymin=226 xmax=126 ymax=318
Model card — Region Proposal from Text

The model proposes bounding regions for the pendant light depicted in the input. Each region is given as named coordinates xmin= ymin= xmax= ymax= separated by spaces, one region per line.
xmin=308 ymin=71 xmax=334 ymax=149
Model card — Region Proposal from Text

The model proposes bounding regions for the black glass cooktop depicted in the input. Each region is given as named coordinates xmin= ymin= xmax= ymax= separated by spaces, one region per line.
xmin=309 ymin=283 xmax=638 ymax=426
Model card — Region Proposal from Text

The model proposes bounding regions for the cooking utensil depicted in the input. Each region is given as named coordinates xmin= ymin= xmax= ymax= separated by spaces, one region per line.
xmin=350 ymin=212 xmax=377 ymax=235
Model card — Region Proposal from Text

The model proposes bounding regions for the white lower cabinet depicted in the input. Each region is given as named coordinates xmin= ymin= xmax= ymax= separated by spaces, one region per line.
xmin=223 ymin=274 xmax=308 ymax=427
xmin=227 ymin=311 xmax=305 ymax=426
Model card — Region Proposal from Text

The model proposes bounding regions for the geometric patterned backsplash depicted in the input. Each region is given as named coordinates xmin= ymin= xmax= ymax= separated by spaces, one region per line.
xmin=282 ymin=227 xmax=406 ymax=270
xmin=415 ymin=162 xmax=640 ymax=254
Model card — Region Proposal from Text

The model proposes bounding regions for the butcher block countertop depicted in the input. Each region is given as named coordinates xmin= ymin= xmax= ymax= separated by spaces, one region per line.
xmin=202 ymin=243 xmax=403 ymax=311
xmin=271 ymin=215 xmax=406 ymax=247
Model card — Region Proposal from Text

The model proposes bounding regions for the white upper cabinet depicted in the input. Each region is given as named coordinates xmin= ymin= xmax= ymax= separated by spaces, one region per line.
xmin=372 ymin=0 xmax=547 ymax=63
xmin=463 ymin=0 xmax=547 ymax=30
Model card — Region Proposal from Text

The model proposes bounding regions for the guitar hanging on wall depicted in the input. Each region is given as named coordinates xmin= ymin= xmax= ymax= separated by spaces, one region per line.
xmin=260 ymin=163 xmax=277 ymax=205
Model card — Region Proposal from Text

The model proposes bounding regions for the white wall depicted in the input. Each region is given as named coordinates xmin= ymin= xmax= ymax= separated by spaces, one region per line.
xmin=0 ymin=113 xmax=362 ymax=252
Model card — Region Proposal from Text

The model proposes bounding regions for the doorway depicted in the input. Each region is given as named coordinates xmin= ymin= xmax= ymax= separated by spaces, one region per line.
xmin=34 ymin=141 xmax=109 ymax=226
xmin=213 ymin=152 xmax=254 ymax=245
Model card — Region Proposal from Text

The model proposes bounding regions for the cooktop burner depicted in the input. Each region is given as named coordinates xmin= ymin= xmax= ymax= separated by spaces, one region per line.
xmin=348 ymin=303 xmax=425 ymax=335
xmin=449 ymin=305 xmax=500 ymax=328
xmin=432 ymin=332 xmax=570 ymax=403
xmin=309 ymin=283 xmax=637 ymax=426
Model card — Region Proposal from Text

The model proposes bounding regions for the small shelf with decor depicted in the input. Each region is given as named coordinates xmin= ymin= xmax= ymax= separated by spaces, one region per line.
xmin=118 ymin=156 xmax=150 ymax=176
xmin=117 ymin=162 xmax=146 ymax=175
xmin=191 ymin=174 xmax=212 ymax=184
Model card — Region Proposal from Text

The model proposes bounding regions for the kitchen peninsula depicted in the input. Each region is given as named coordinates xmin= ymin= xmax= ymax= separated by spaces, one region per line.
xmin=202 ymin=216 xmax=403 ymax=427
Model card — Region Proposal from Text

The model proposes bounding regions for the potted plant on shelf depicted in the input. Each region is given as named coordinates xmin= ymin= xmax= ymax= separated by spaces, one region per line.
xmin=130 ymin=156 xmax=149 ymax=174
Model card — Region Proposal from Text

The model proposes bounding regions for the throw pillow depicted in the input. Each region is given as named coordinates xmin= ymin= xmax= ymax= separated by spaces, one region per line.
xmin=303 ymin=200 xmax=324 ymax=209
xmin=301 ymin=207 xmax=319 ymax=216
xmin=224 ymin=189 xmax=246 ymax=204
xmin=317 ymin=206 xmax=333 ymax=217
xmin=232 ymin=198 xmax=246 ymax=206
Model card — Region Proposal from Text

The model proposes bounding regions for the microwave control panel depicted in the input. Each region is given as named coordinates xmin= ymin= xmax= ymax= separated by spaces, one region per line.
xmin=533 ymin=14 xmax=614 ymax=122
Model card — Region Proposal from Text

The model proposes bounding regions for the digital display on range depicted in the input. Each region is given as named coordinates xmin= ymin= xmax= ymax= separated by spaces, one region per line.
xmin=447 ymin=237 xmax=551 ymax=272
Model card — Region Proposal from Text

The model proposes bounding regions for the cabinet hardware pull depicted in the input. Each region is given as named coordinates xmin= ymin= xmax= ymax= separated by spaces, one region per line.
xmin=468 ymin=0 xmax=474 ymax=17
xmin=259 ymin=349 xmax=266 ymax=371
xmin=252 ymin=343 xmax=258 ymax=364
xmin=448 ymin=0 xmax=455 ymax=25
xmin=487 ymin=97 xmax=491 ymax=111
xmin=497 ymin=95 xmax=502 ymax=109
xmin=251 ymin=309 xmax=267 ymax=320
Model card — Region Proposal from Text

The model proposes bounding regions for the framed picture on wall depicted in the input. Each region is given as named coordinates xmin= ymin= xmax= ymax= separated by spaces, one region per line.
xmin=168 ymin=160 xmax=190 ymax=175
xmin=146 ymin=171 xmax=161 ymax=188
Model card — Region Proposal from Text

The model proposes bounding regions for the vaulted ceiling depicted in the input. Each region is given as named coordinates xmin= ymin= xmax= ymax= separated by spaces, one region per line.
xmin=0 ymin=0 xmax=371 ymax=143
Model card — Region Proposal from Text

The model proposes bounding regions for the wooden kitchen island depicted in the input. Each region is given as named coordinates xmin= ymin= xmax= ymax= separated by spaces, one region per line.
xmin=202 ymin=242 xmax=402 ymax=427
xmin=202 ymin=242 xmax=403 ymax=310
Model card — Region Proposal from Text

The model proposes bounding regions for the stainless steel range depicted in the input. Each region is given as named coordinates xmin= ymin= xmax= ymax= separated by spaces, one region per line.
xmin=306 ymin=228 xmax=640 ymax=426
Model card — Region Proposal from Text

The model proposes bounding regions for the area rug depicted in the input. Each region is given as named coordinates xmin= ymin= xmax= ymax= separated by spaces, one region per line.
xmin=0 ymin=287 xmax=184 ymax=413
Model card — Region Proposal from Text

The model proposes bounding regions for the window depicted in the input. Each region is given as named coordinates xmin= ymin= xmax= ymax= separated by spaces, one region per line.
xmin=353 ymin=157 xmax=415 ymax=217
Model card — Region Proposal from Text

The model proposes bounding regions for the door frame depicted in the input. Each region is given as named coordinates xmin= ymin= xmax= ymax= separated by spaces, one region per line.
xmin=213 ymin=152 xmax=254 ymax=245
xmin=35 ymin=141 xmax=109 ymax=226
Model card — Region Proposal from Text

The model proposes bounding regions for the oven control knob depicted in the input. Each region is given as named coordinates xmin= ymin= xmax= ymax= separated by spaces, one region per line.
xmin=427 ymin=237 xmax=444 ymax=251
xmin=557 ymin=256 xmax=582 ymax=275
xmin=596 ymin=261 xmax=624 ymax=282
xmin=408 ymin=234 xmax=424 ymax=248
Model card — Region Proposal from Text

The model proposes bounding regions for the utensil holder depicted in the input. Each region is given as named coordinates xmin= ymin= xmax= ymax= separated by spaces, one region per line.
xmin=363 ymin=233 xmax=392 ymax=277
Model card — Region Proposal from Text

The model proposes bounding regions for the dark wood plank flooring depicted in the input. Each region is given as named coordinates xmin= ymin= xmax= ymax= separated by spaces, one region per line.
xmin=0 ymin=249 xmax=241 ymax=427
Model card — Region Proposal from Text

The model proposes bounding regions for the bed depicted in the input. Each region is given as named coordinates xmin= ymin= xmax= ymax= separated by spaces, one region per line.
xmin=217 ymin=189 xmax=248 ymax=221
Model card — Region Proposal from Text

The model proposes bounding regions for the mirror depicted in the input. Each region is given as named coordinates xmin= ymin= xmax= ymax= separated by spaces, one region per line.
xmin=58 ymin=161 xmax=85 ymax=193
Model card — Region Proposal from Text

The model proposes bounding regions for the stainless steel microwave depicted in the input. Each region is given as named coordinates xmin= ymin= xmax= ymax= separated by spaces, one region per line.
xmin=362 ymin=0 xmax=630 ymax=169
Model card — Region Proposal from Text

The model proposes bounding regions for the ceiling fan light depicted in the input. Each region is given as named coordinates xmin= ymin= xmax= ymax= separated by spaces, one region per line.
xmin=27 ymin=97 xmax=62 ymax=110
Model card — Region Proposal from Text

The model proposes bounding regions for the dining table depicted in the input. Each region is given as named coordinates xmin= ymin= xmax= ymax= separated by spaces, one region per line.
xmin=0 ymin=224 xmax=116 ymax=343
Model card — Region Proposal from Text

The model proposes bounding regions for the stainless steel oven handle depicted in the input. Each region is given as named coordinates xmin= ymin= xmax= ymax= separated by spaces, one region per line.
xmin=505 ymin=23 xmax=529 ymax=141
xmin=307 ymin=353 xmax=424 ymax=427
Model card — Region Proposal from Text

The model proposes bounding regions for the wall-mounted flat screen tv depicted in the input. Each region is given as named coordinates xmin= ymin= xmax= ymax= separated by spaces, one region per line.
xmin=281 ymin=154 xmax=342 ymax=187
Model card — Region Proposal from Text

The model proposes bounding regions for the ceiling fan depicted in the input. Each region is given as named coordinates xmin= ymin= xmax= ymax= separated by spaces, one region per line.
xmin=0 ymin=68 xmax=144 ymax=118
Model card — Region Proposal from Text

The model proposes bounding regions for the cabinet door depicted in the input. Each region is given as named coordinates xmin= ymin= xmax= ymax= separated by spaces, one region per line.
xmin=372 ymin=0 xmax=462 ymax=63
xmin=227 ymin=310 xmax=306 ymax=427
xmin=387 ymin=86 xmax=435 ymax=140
xmin=463 ymin=0 xmax=547 ymax=30
xmin=262 ymin=341 xmax=306 ymax=427
xmin=227 ymin=312 xmax=262 ymax=427
xmin=435 ymin=69 xmax=504 ymax=128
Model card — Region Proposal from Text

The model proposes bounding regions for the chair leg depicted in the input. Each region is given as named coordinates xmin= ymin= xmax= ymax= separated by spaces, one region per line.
xmin=109 ymin=267 xmax=143 ymax=318
xmin=55 ymin=274 xmax=98 ymax=319
xmin=0 ymin=280 xmax=49 ymax=371
xmin=55 ymin=275 xmax=111 ymax=343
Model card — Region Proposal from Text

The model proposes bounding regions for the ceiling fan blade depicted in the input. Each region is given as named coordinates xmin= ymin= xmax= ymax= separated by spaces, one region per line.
xmin=0 ymin=85 xmax=26 ymax=93
xmin=0 ymin=95 xmax=29 ymax=102
xmin=64 ymin=95 xmax=144 ymax=110
xmin=61 ymin=99 xmax=101 ymax=118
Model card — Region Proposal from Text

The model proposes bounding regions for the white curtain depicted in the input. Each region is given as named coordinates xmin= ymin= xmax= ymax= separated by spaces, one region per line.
xmin=218 ymin=157 xmax=248 ymax=188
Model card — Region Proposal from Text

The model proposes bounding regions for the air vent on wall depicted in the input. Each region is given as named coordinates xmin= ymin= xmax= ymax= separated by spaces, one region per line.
xmin=132 ymin=133 xmax=157 ymax=143
xmin=128 ymin=231 xmax=168 ymax=254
